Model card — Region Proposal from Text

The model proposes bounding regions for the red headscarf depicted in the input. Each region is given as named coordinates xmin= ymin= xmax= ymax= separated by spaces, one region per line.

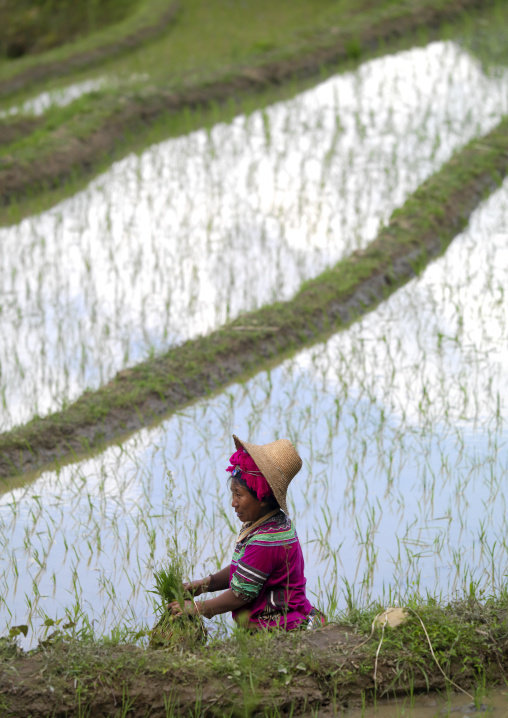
xmin=226 ymin=447 xmax=274 ymax=502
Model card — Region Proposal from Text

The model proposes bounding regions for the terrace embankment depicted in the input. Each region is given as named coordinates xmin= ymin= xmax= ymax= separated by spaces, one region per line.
xmin=1 ymin=116 xmax=508 ymax=480
xmin=0 ymin=0 xmax=181 ymax=97
xmin=1 ymin=600 xmax=508 ymax=717
xmin=0 ymin=0 xmax=496 ymax=207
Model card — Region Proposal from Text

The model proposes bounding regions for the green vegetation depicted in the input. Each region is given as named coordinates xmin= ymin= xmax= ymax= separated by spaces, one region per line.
xmin=0 ymin=0 xmax=440 ymax=92
xmin=0 ymin=0 xmax=180 ymax=97
xmin=151 ymin=562 xmax=187 ymax=609
xmin=148 ymin=562 xmax=204 ymax=648
xmin=2 ymin=113 xmax=508 ymax=480
xmin=349 ymin=594 xmax=508 ymax=697
xmin=0 ymin=0 xmax=503 ymax=212
xmin=1 ymin=2 xmax=508 ymax=714
xmin=0 ymin=0 xmax=140 ymax=59
xmin=1 ymin=592 xmax=507 ymax=716
xmin=458 ymin=0 xmax=508 ymax=70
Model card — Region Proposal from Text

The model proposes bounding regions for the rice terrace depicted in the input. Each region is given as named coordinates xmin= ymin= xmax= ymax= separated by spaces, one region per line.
xmin=1 ymin=0 xmax=508 ymax=716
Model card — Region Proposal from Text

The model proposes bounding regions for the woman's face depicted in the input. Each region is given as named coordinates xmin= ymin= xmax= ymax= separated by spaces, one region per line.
xmin=231 ymin=480 xmax=267 ymax=524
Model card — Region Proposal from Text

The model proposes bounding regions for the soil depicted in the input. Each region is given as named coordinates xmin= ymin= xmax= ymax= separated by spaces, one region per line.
xmin=0 ymin=0 xmax=494 ymax=205
xmin=0 ymin=116 xmax=42 ymax=146
xmin=1 ymin=623 xmax=505 ymax=717
xmin=1 ymin=116 xmax=507 ymax=481
xmin=0 ymin=2 xmax=181 ymax=99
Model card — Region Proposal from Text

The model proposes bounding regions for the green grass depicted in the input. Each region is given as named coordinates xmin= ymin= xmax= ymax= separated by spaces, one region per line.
xmin=0 ymin=0 xmax=180 ymax=99
xmin=1 ymin=592 xmax=507 ymax=716
xmin=0 ymin=0 xmax=505 ymax=215
xmin=1 ymin=113 xmax=508 ymax=479
xmin=0 ymin=0 xmax=370 ymax=94
xmin=348 ymin=593 xmax=508 ymax=699
xmin=0 ymin=0 xmax=140 ymax=60
xmin=11 ymin=0 xmax=502 ymax=91
xmin=457 ymin=0 xmax=508 ymax=71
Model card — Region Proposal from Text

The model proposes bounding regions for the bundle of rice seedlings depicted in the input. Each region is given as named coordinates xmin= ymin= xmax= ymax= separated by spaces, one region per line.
xmin=148 ymin=560 xmax=206 ymax=648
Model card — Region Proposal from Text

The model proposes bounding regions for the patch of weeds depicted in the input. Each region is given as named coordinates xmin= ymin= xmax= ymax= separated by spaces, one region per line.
xmin=3 ymin=595 xmax=508 ymax=718
xmin=0 ymin=694 xmax=11 ymax=715
xmin=0 ymin=635 xmax=19 ymax=663
xmin=251 ymin=40 xmax=277 ymax=55
xmin=343 ymin=597 xmax=504 ymax=696
xmin=345 ymin=36 xmax=362 ymax=60
xmin=0 ymin=0 xmax=140 ymax=60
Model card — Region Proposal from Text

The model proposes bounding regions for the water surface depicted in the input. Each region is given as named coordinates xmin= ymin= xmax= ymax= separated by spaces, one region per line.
xmin=1 ymin=177 xmax=507 ymax=645
xmin=1 ymin=41 xmax=508 ymax=429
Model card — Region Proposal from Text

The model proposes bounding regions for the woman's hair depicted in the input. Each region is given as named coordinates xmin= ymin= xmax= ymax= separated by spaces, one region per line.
xmin=229 ymin=474 xmax=280 ymax=510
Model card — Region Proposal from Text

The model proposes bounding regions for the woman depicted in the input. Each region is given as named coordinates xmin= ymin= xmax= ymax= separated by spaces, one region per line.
xmin=169 ymin=434 xmax=321 ymax=630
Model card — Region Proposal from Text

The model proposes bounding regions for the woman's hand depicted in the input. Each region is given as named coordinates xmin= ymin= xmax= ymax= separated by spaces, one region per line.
xmin=182 ymin=577 xmax=209 ymax=597
xmin=168 ymin=599 xmax=198 ymax=617
xmin=168 ymin=589 xmax=249 ymax=620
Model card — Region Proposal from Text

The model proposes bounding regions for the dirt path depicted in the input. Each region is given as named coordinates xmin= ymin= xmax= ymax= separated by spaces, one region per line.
xmin=1 ymin=117 xmax=507 ymax=481
xmin=0 ymin=0 xmax=494 ymax=205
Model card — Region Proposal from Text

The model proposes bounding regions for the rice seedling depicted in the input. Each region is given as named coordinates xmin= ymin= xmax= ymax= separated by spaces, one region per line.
xmin=151 ymin=562 xmax=186 ymax=608
xmin=2 ymin=41 xmax=508 ymax=431
xmin=148 ymin=560 xmax=204 ymax=648
xmin=0 ymin=19 xmax=507 ymax=656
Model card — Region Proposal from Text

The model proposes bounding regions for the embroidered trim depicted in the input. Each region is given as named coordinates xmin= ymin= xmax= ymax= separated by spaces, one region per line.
xmin=231 ymin=572 xmax=263 ymax=601
xmin=236 ymin=560 xmax=268 ymax=584
xmin=233 ymin=513 xmax=297 ymax=560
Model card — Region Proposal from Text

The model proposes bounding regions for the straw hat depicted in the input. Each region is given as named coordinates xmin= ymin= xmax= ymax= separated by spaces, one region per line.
xmin=232 ymin=434 xmax=303 ymax=515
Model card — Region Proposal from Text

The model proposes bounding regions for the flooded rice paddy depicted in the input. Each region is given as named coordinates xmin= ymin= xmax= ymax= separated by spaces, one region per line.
xmin=1 ymin=40 xmax=508 ymax=430
xmin=0 ymin=77 xmax=109 ymax=118
xmin=1 ymin=174 xmax=507 ymax=645
xmin=0 ymin=72 xmax=150 ymax=118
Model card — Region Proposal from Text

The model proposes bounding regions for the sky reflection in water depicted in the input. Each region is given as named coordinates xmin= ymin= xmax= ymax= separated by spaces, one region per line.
xmin=1 ymin=177 xmax=507 ymax=644
xmin=1 ymin=41 xmax=508 ymax=429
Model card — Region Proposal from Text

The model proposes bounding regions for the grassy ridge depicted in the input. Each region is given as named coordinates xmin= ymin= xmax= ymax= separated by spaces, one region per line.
xmin=0 ymin=0 xmax=498 ymax=208
xmin=0 ymin=0 xmax=180 ymax=98
xmin=0 ymin=0 xmax=474 ymax=93
xmin=0 ymin=0 xmax=140 ymax=61
xmin=1 ymin=115 xmax=507 ymax=480
xmin=1 ymin=596 xmax=507 ymax=716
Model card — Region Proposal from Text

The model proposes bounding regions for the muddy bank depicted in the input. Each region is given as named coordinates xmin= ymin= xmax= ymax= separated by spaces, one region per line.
xmin=0 ymin=0 xmax=495 ymax=206
xmin=0 ymin=115 xmax=42 ymax=146
xmin=0 ymin=2 xmax=180 ymax=99
xmin=1 ymin=117 xmax=507 ymax=481
xmin=1 ymin=603 xmax=507 ymax=718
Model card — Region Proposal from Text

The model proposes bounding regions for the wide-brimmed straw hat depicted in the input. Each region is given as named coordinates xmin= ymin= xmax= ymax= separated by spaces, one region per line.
xmin=232 ymin=434 xmax=302 ymax=515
